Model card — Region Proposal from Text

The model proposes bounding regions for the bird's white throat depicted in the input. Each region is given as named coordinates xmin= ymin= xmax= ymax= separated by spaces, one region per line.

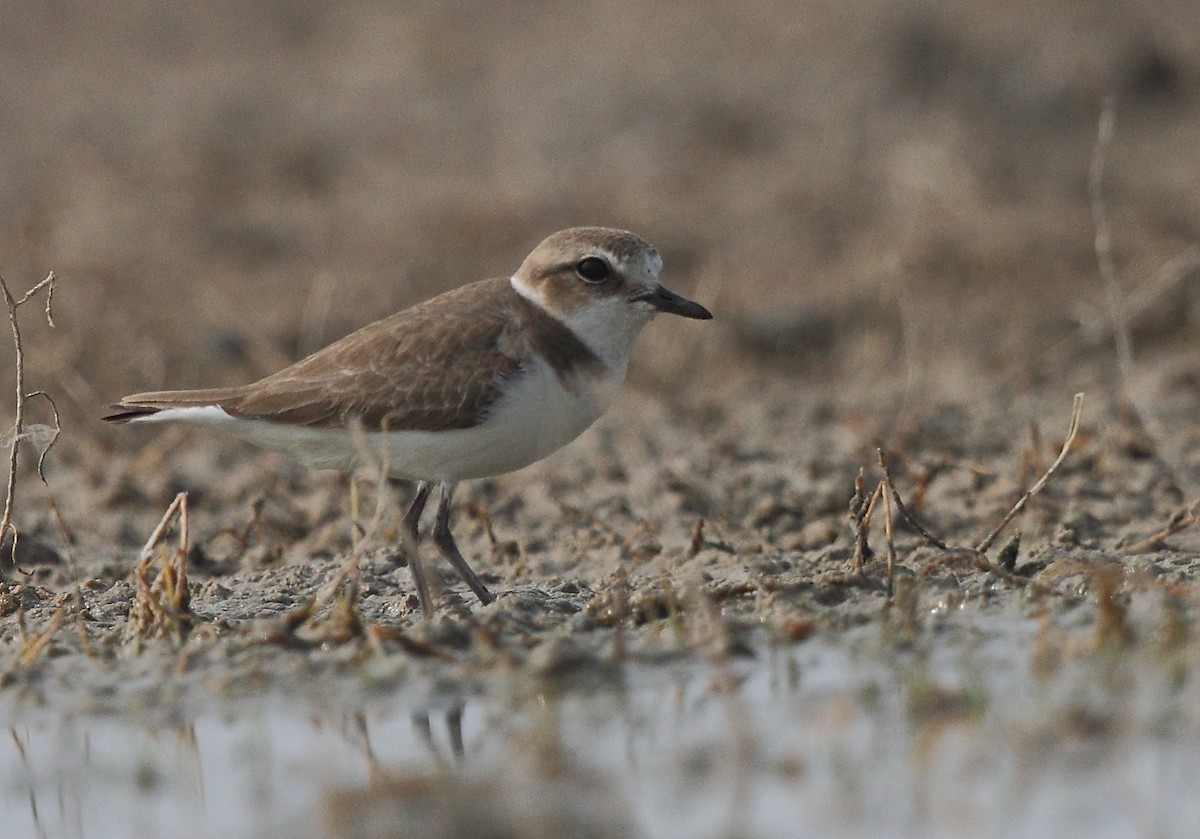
xmin=509 ymin=275 xmax=651 ymax=380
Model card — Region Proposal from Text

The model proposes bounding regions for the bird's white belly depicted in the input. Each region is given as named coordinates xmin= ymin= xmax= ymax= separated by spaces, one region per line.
xmin=139 ymin=358 xmax=620 ymax=482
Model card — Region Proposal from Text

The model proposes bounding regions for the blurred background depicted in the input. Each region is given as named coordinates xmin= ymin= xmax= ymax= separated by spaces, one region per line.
xmin=0 ymin=0 xmax=1196 ymax=440
xmin=4 ymin=6 xmax=1200 ymax=835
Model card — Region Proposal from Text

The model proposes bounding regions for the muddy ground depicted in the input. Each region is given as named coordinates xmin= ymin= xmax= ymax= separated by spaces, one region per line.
xmin=1 ymin=1 xmax=1200 ymax=837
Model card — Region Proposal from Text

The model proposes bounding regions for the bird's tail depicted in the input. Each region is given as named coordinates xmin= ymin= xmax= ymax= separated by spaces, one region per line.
xmin=101 ymin=388 xmax=242 ymax=424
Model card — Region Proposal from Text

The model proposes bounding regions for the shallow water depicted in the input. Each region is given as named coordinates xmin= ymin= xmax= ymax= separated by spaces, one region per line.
xmin=5 ymin=609 xmax=1199 ymax=839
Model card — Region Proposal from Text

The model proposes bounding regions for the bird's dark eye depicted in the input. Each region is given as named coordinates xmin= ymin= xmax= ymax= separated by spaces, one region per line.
xmin=575 ymin=257 xmax=611 ymax=283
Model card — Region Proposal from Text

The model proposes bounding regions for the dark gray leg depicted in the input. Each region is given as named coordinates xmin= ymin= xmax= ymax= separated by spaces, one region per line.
xmin=431 ymin=482 xmax=495 ymax=605
xmin=400 ymin=481 xmax=433 ymax=616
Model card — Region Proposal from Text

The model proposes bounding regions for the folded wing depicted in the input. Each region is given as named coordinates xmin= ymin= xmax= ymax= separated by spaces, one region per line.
xmin=103 ymin=279 xmax=529 ymax=433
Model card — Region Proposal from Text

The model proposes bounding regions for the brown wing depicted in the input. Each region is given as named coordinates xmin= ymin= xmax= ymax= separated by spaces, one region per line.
xmin=107 ymin=278 xmax=532 ymax=432
xmin=228 ymin=278 xmax=536 ymax=431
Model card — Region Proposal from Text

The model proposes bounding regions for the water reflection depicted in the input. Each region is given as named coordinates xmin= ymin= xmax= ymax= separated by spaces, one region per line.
xmin=10 ymin=727 xmax=50 ymax=839
xmin=411 ymin=704 xmax=465 ymax=766
xmin=4 ymin=621 xmax=1200 ymax=839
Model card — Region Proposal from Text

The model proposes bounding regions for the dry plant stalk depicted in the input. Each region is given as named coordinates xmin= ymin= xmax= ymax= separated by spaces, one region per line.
xmin=18 ymin=606 xmax=65 ymax=666
xmin=880 ymin=477 xmax=897 ymax=599
xmin=1093 ymin=565 xmax=1131 ymax=648
xmin=610 ymin=565 xmax=630 ymax=661
xmin=997 ymin=532 xmax=1022 ymax=572
xmin=974 ymin=392 xmax=1084 ymax=553
xmin=297 ymin=421 xmax=397 ymax=642
xmin=0 ymin=272 xmax=59 ymax=572
xmin=1090 ymin=101 xmax=1200 ymax=543
xmin=686 ymin=517 xmax=706 ymax=558
xmin=130 ymin=492 xmax=193 ymax=640
xmin=465 ymin=501 xmax=508 ymax=565
xmin=349 ymin=476 xmax=366 ymax=546
xmin=1026 ymin=420 xmax=1047 ymax=477
xmin=209 ymin=489 xmax=272 ymax=553
xmin=860 ymin=394 xmax=1084 ymax=592
xmin=1090 ymin=100 xmax=1137 ymax=395
xmin=683 ymin=576 xmax=735 ymax=665
xmin=848 ymin=469 xmax=881 ymax=576
xmin=877 ymin=449 xmax=947 ymax=550
xmin=1123 ymin=503 xmax=1198 ymax=554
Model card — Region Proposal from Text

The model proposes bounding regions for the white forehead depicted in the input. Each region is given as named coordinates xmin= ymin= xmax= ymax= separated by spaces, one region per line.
xmin=591 ymin=244 xmax=662 ymax=280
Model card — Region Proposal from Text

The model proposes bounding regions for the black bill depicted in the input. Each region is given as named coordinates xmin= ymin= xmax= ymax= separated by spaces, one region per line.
xmin=634 ymin=284 xmax=713 ymax=319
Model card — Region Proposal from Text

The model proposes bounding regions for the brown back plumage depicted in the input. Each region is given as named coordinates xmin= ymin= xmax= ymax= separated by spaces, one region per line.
xmin=103 ymin=278 xmax=605 ymax=432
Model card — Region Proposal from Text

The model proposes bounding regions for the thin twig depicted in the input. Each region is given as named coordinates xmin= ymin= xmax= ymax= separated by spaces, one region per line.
xmin=863 ymin=395 xmax=1084 ymax=590
xmin=303 ymin=420 xmax=395 ymax=632
xmin=138 ymin=492 xmax=189 ymax=565
xmin=1122 ymin=503 xmax=1198 ymax=555
xmin=49 ymin=496 xmax=76 ymax=552
xmin=1079 ymin=99 xmax=1200 ymax=554
xmin=14 ymin=273 xmax=56 ymax=320
xmin=888 ymin=448 xmax=997 ymax=479
xmin=19 ymin=607 xmax=64 ymax=666
xmin=687 ymin=517 xmax=706 ymax=559
xmin=0 ymin=271 xmax=57 ymax=572
xmin=0 ymin=278 xmax=24 ymax=568
xmin=131 ymin=492 xmax=193 ymax=639
xmin=881 ymin=479 xmax=896 ymax=600
xmin=1120 ymin=244 xmax=1200 ymax=333
xmin=22 ymin=391 xmax=60 ymax=483
xmin=877 ymin=448 xmax=948 ymax=550
xmin=465 ymin=502 xmax=505 ymax=564
xmin=1090 ymin=100 xmax=1186 ymax=496
xmin=171 ymin=520 xmax=189 ymax=618
xmin=1027 ymin=420 xmax=1046 ymax=477
xmin=350 ymin=476 xmax=365 ymax=547
xmin=1090 ymin=100 xmax=1133 ymax=385
xmin=849 ymin=471 xmax=881 ymax=577
xmin=975 ymin=393 xmax=1084 ymax=553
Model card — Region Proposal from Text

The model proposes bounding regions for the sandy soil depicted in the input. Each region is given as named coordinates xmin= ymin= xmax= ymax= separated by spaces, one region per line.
xmin=1 ymin=1 xmax=1200 ymax=836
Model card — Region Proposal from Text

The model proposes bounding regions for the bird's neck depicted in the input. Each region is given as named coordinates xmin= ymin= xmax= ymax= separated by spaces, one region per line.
xmin=558 ymin=297 xmax=649 ymax=380
xmin=509 ymin=275 xmax=647 ymax=379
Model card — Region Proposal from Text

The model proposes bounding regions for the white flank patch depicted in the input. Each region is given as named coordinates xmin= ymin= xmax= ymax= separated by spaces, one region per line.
xmin=133 ymin=360 xmax=620 ymax=483
xmin=128 ymin=405 xmax=233 ymax=426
